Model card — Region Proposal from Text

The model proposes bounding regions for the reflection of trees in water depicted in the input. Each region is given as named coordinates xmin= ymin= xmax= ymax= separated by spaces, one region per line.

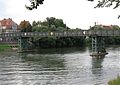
xmin=18 ymin=53 xmax=68 ymax=85
xmin=91 ymin=58 xmax=104 ymax=77
xmin=19 ymin=53 xmax=66 ymax=71
xmin=35 ymin=47 xmax=86 ymax=54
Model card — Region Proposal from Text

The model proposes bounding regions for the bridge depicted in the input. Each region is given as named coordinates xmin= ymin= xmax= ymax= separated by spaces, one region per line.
xmin=1 ymin=30 xmax=120 ymax=37
xmin=0 ymin=29 xmax=120 ymax=58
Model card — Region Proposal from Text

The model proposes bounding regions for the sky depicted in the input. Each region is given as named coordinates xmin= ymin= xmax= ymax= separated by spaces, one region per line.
xmin=0 ymin=0 xmax=120 ymax=29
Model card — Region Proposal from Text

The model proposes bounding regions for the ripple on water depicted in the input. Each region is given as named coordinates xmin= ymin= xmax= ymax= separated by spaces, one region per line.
xmin=0 ymin=47 xmax=120 ymax=85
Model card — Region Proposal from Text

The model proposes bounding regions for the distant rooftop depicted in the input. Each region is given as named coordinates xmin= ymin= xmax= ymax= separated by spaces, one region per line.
xmin=0 ymin=18 xmax=18 ymax=30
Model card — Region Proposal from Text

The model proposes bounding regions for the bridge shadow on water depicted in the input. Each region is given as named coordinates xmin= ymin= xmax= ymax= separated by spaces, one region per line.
xmin=35 ymin=47 xmax=86 ymax=54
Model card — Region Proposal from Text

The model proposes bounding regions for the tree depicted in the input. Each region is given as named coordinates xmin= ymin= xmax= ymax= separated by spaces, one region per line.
xmin=46 ymin=17 xmax=68 ymax=31
xmin=32 ymin=21 xmax=37 ymax=27
xmin=55 ymin=19 xmax=66 ymax=28
xmin=46 ymin=17 xmax=56 ymax=28
xmin=19 ymin=20 xmax=32 ymax=32
xmin=32 ymin=25 xmax=49 ymax=32
xmin=26 ymin=0 xmax=44 ymax=10
xmin=26 ymin=0 xmax=120 ymax=11
xmin=32 ymin=17 xmax=68 ymax=32
xmin=93 ymin=0 xmax=120 ymax=9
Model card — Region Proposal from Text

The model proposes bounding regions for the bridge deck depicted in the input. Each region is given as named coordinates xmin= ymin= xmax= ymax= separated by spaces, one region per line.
xmin=0 ymin=30 xmax=120 ymax=37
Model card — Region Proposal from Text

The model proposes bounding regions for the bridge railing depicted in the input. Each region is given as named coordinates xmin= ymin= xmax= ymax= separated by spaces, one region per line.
xmin=52 ymin=31 xmax=84 ymax=37
xmin=0 ymin=31 xmax=84 ymax=38
xmin=84 ymin=30 xmax=120 ymax=36
xmin=101 ymin=30 xmax=120 ymax=36
xmin=1 ymin=30 xmax=120 ymax=37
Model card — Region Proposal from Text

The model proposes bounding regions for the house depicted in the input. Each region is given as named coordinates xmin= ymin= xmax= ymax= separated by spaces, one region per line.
xmin=0 ymin=18 xmax=20 ymax=43
xmin=0 ymin=18 xmax=20 ymax=33
xmin=92 ymin=24 xmax=115 ymax=30
xmin=102 ymin=25 xmax=113 ymax=29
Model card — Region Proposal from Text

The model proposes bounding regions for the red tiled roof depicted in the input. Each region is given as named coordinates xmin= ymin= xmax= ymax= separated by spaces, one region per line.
xmin=0 ymin=18 xmax=18 ymax=29
xmin=103 ymin=25 xmax=112 ymax=29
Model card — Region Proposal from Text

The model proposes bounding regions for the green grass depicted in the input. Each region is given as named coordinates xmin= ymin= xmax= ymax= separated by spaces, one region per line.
xmin=108 ymin=76 xmax=120 ymax=85
xmin=0 ymin=44 xmax=10 ymax=51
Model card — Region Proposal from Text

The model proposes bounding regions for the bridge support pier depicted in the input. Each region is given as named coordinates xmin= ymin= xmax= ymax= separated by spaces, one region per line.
xmin=90 ymin=35 xmax=108 ymax=58
xmin=18 ymin=37 xmax=30 ymax=52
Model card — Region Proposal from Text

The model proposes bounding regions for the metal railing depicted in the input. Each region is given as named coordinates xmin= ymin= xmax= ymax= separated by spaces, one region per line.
xmin=0 ymin=30 xmax=120 ymax=38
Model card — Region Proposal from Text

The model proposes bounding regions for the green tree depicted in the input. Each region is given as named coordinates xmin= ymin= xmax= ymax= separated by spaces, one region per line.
xmin=32 ymin=21 xmax=37 ymax=27
xmin=19 ymin=20 xmax=32 ymax=32
xmin=32 ymin=25 xmax=49 ymax=32
xmin=112 ymin=25 xmax=120 ymax=29
xmin=35 ymin=37 xmax=56 ymax=48
xmin=55 ymin=19 xmax=66 ymax=28
xmin=46 ymin=17 xmax=56 ymax=27
xmin=32 ymin=17 xmax=68 ymax=32
xmin=40 ymin=21 xmax=49 ymax=27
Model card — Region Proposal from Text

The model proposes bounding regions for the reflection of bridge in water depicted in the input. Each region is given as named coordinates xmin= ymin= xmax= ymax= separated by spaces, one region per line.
xmin=0 ymin=30 xmax=120 ymax=57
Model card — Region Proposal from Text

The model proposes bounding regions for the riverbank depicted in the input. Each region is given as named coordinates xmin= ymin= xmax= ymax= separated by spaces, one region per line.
xmin=0 ymin=44 xmax=11 ymax=52
xmin=108 ymin=76 xmax=120 ymax=85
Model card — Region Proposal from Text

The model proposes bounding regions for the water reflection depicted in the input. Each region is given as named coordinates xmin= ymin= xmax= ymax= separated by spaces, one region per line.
xmin=35 ymin=47 xmax=86 ymax=54
xmin=91 ymin=57 xmax=104 ymax=84
xmin=92 ymin=58 xmax=104 ymax=70
xmin=0 ymin=47 xmax=120 ymax=85
xmin=20 ymin=53 xmax=66 ymax=70
xmin=18 ymin=53 xmax=68 ymax=85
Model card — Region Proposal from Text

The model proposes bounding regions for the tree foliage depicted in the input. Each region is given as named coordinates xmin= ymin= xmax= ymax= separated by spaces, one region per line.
xmin=26 ymin=0 xmax=120 ymax=10
xmin=26 ymin=0 xmax=44 ymax=10
xmin=93 ymin=0 xmax=120 ymax=9
xmin=88 ymin=0 xmax=120 ymax=9
xmin=32 ymin=17 xmax=69 ymax=32
xmin=91 ymin=0 xmax=120 ymax=18
xmin=19 ymin=20 xmax=32 ymax=32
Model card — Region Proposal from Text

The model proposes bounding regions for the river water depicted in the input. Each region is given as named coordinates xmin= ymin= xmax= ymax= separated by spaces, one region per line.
xmin=0 ymin=47 xmax=120 ymax=85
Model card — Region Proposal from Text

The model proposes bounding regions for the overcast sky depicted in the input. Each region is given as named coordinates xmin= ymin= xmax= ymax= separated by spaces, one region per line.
xmin=0 ymin=0 xmax=120 ymax=29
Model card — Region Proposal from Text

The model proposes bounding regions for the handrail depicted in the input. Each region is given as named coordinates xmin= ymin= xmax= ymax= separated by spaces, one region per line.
xmin=0 ymin=30 xmax=120 ymax=38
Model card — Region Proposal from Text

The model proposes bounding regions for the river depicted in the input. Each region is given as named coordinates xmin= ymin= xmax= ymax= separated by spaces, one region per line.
xmin=0 ymin=47 xmax=120 ymax=85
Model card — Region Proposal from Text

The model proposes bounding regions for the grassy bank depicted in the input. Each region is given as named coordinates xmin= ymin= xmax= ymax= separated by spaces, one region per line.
xmin=0 ymin=44 xmax=10 ymax=52
xmin=108 ymin=76 xmax=120 ymax=85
